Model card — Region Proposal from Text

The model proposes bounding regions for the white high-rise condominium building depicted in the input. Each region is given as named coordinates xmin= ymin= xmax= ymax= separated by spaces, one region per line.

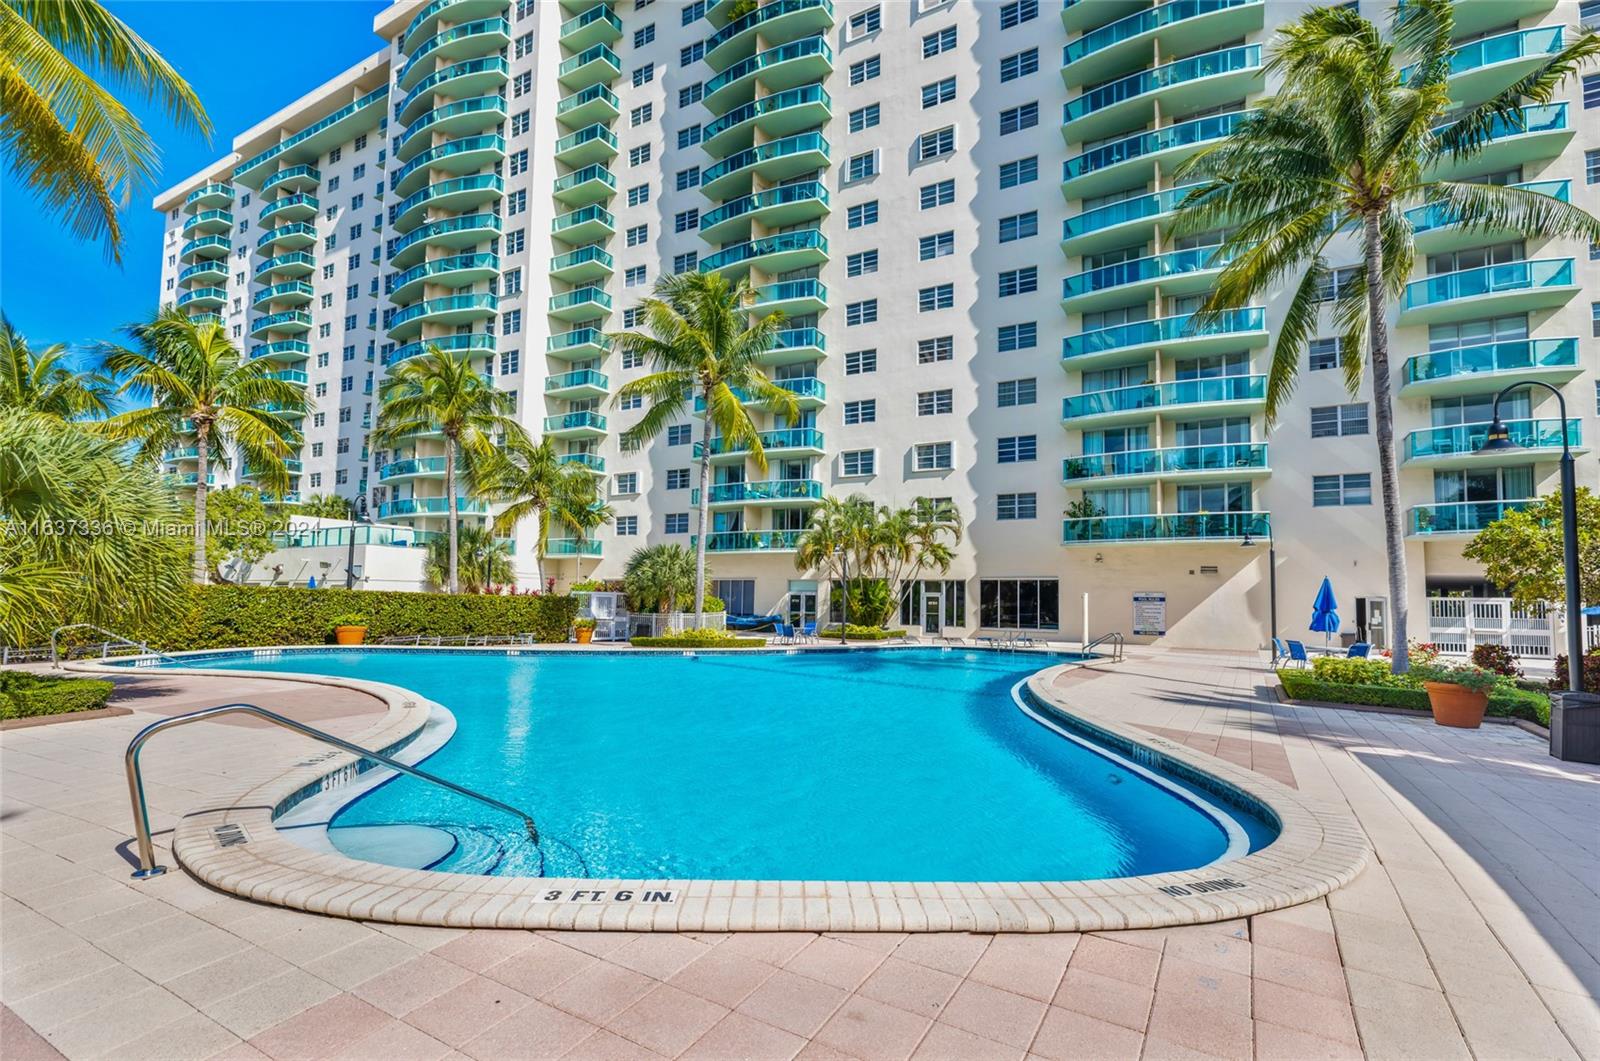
xmin=153 ymin=0 xmax=1597 ymax=650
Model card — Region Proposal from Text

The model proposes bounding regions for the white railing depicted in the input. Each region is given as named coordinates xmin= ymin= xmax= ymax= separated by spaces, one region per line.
xmin=626 ymin=612 xmax=728 ymax=638
xmin=1426 ymin=596 xmax=1558 ymax=658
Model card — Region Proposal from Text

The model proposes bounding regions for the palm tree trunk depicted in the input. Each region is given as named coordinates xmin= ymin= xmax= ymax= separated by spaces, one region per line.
xmin=533 ymin=507 xmax=546 ymax=589
xmin=1364 ymin=211 xmax=1409 ymax=673
xmin=192 ymin=423 xmax=209 ymax=585
xmin=444 ymin=436 xmax=460 ymax=595
xmin=693 ymin=392 xmax=711 ymax=627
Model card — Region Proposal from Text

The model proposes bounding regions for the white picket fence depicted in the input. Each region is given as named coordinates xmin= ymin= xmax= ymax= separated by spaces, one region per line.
xmin=1426 ymin=597 xmax=1559 ymax=658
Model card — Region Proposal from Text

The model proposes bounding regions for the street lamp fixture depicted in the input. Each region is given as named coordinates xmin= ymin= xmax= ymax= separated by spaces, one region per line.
xmin=345 ymin=493 xmax=370 ymax=590
xmin=1241 ymin=516 xmax=1277 ymax=649
xmin=834 ymin=544 xmax=848 ymax=646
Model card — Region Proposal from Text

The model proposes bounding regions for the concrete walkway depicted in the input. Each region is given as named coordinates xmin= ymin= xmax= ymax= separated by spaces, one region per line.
xmin=2 ymin=650 xmax=1596 ymax=1060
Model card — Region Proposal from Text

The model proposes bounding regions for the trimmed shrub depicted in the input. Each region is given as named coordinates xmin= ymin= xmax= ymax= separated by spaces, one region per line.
xmin=1471 ymin=643 xmax=1523 ymax=677
xmin=1311 ymin=657 xmax=1405 ymax=686
xmin=632 ymin=628 xmax=764 ymax=648
xmin=1552 ymin=651 xmax=1600 ymax=692
xmin=138 ymin=585 xmax=579 ymax=649
xmin=1278 ymin=670 xmax=1550 ymax=725
xmin=0 ymin=672 xmax=115 ymax=721
xmin=817 ymin=625 xmax=907 ymax=641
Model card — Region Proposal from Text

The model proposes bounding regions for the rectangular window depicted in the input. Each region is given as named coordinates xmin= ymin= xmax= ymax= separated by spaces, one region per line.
xmin=997 ymin=322 xmax=1037 ymax=351
xmin=667 ymin=424 xmax=692 ymax=445
xmin=849 ymin=6 xmax=881 ymax=37
xmin=999 ymin=156 xmax=1038 ymax=188
xmin=847 ymin=201 xmax=879 ymax=228
xmin=842 ymin=449 xmax=876 ymax=476
xmin=979 ymin=578 xmax=1059 ymax=629
xmin=629 ymin=144 xmax=652 ymax=166
xmin=626 ymin=224 xmax=648 ymax=247
xmin=1000 ymin=48 xmax=1039 ymax=81
xmin=634 ymin=25 xmax=654 ymax=47
xmin=505 ymin=229 xmax=525 ymax=253
xmin=506 ymin=189 xmax=527 ymax=215
xmin=1311 ymin=402 xmax=1370 ymax=437
xmin=996 ymin=492 xmax=1037 ymax=520
xmin=514 ymin=31 xmax=533 ymax=57
xmin=665 ymin=513 xmax=689 ymax=534
xmin=630 ymin=104 xmax=653 ymax=127
xmin=677 ymin=124 xmax=702 ymax=148
xmin=1308 ymin=337 xmax=1341 ymax=371
xmin=922 ymin=77 xmax=956 ymax=108
xmin=624 ymin=265 xmax=647 ymax=286
xmin=844 ymin=399 xmax=877 ymax=424
xmin=845 ymin=348 xmax=877 ymax=374
xmin=998 ymin=267 xmax=1037 ymax=296
xmin=846 ymin=299 xmax=878 ymax=325
xmin=502 ymin=268 xmax=522 ymax=295
xmin=919 ymin=231 xmax=954 ymax=260
xmin=628 ymin=184 xmax=650 ymax=207
xmin=917 ymin=127 xmax=955 ymax=160
xmin=998 ymin=211 xmax=1038 ymax=243
xmin=513 ymin=70 xmax=532 ymax=97
xmin=615 ymin=472 xmax=638 ymax=494
xmin=632 ymin=64 xmax=654 ymax=87
xmin=501 ymin=310 xmax=521 ymax=334
xmin=846 ymin=250 xmax=878 ymax=277
xmin=682 ymin=0 xmax=705 ymax=25
xmin=917 ymin=336 xmax=953 ymax=363
xmin=616 ymin=515 xmax=639 ymax=536
xmin=676 ymin=167 xmax=700 ymax=190
xmin=674 ymin=209 xmax=699 ymax=233
xmin=680 ymin=41 xmax=704 ymax=66
xmin=1588 ymin=149 xmax=1600 ymax=184
xmin=1317 ymin=265 xmax=1361 ymax=300
xmin=914 ymin=442 xmax=953 ymax=471
xmin=509 ymin=150 xmax=528 ymax=176
xmin=997 ymin=436 xmax=1037 ymax=463
xmin=998 ymin=378 xmax=1037 ymax=406
xmin=847 ymin=151 xmax=878 ymax=181
xmin=917 ymin=389 xmax=953 ymax=415
xmin=1313 ymin=473 xmax=1372 ymax=506
xmin=849 ymin=104 xmax=880 ymax=132
xmin=1584 ymin=73 xmax=1600 ymax=108
xmin=849 ymin=55 xmax=880 ymax=85
xmin=666 ymin=468 xmax=690 ymax=489
xmin=922 ymin=25 xmax=956 ymax=57
xmin=999 ymin=102 xmax=1039 ymax=135
xmin=919 ymin=179 xmax=955 ymax=208
xmin=672 ymin=251 xmax=698 ymax=274
xmin=919 ymin=284 xmax=954 ymax=311
xmin=999 ymin=0 xmax=1038 ymax=29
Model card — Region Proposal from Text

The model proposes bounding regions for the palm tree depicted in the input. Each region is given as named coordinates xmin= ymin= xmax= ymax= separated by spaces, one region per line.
xmin=0 ymin=0 xmax=211 ymax=261
xmin=623 ymin=543 xmax=699 ymax=615
xmin=1172 ymin=0 xmax=1600 ymax=672
xmin=794 ymin=494 xmax=876 ymax=627
xmin=476 ymin=435 xmax=612 ymax=585
xmin=873 ymin=499 xmax=962 ymax=627
xmin=0 ymin=314 xmax=113 ymax=419
xmin=370 ymin=343 xmax=524 ymax=594
xmin=100 ymin=308 xmax=307 ymax=585
xmin=292 ymin=493 xmax=354 ymax=520
xmin=610 ymin=271 xmax=797 ymax=626
xmin=424 ymin=524 xmax=512 ymax=594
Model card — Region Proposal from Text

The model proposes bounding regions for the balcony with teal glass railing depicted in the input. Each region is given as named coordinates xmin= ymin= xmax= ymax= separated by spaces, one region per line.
xmin=378 ymin=497 xmax=490 ymax=519
xmin=556 ymin=82 xmax=621 ymax=129
xmin=1407 ymin=25 xmax=1563 ymax=103
xmin=1062 ymin=442 xmax=1269 ymax=485
xmin=254 ymin=251 xmax=316 ymax=280
xmin=1061 ymin=0 xmax=1148 ymax=33
xmin=1061 ymin=0 xmax=1265 ymax=87
xmin=701 ymin=131 xmax=830 ymax=200
xmin=397 ymin=95 xmax=507 ymax=161
xmin=1063 ymin=308 xmax=1269 ymax=368
xmin=551 ymin=163 xmax=617 ymax=206
xmin=548 ymin=286 xmax=613 ymax=322
xmin=163 ymin=446 xmax=200 ymax=462
xmin=387 ymin=292 xmax=499 ymax=342
xmin=1062 ymin=110 xmax=1251 ymax=198
xmin=379 ymin=457 xmax=447 ymax=482
xmin=386 ymin=212 xmax=502 ymax=269
xmin=1404 ymin=180 xmax=1568 ymax=254
xmin=695 ymin=427 xmax=825 ymax=460
xmin=551 ymin=204 xmax=616 ymax=245
xmin=543 ymin=410 xmax=608 ymax=438
xmin=693 ymin=530 xmax=805 ymax=552
xmin=1408 ymin=500 xmax=1529 ymax=536
xmin=560 ymin=452 xmax=606 ymax=473
xmin=389 ymin=332 xmax=496 ymax=365
xmin=557 ymin=43 xmax=621 ymax=89
xmin=546 ymin=328 xmax=608 ymax=360
xmin=1063 ymin=44 xmax=1263 ymax=142
xmin=699 ymin=180 xmax=828 ymax=243
xmin=249 ymin=311 xmax=312 ymax=339
xmin=754 ymin=278 xmax=828 ymax=318
xmin=703 ymin=83 xmax=831 ymax=155
xmin=181 ymin=209 xmax=232 ymax=237
xmin=170 ymin=473 xmax=217 ymax=488
xmin=1401 ymin=337 xmax=1580 ymax=397
xmin=694 ymin=376 xmax=826 ymax=414
xmin=545 ymin=368 xmax=610 ymax=399
xmin=401 ymin=0 xmax=507 ymax=53
xmin=1427 ymin=103 xmax=1570 ymax=182
xmin=235 ymin=87 xmax=386 ymax=186
xmin=693 ymin=479 xmax=824 ymax=507
xmin=559 ymin=3 xmax=622 ymax=50
xmin=1062 ymin=375 xmax=1267 ymax=427
xmin=258 ymin=194 xmax=318 ymax=226
xmin=179 ymin=235 xmax=230 ymax=262
xmin=389 ymin=174 xmax=504 ymax=231
xmin=255 ymin=222 xmax=317 ymax=252
xmin=700 ymin=229 xmax=828 ymax=277
xmin=1403 ymin=418 xmax=1583 ymax=466
xmin=705 ymin=35 xmax=833 ymax=111
xmin=397 ymin=55 xmax=509 ymax=124
xmin=553 ymin=122 xmax=619 ymax=166
xmin=185 ymin=182 xmax=234 ymax=210
xmin=179 ymin=260 xmax=227 ymax=285
xmin=763 ymin=327 xmax=827 ymax=366
xmin=545 ymin=537 xmax=604 ymax=557
xmin=390 ymin=134 xmax=506 ymax=198
xmin=250 ymin=339 xmax=311 ymax=362
xmin=1061 ymin=185 xmax=1204 ymax=256
xmin=398 ymin=18 xmax=512 ymax=91
xmin=175 ymin=287 xmax=227 ymax=311
xmin=251 ymin=280 xmax=314 ymax=309
xmin=261 ymin=165 xmax=321 ymax=195
xmin=1062 ymin=244 xmax=1239 ymax=313
xmin=271 ymin=369 xmax=309 ymax=387
xmin=242 ymin=458 xmax=304 ymax=478
xmin=548 ymin=244 xmax=614 ymax=284
xmin=1399 ymin=258 xmax=1576 ymax=324
xmin=1063 ymin=510 xmax=1270 ymax=545
xmin=707 ymin=0 xmax=836 ymax=69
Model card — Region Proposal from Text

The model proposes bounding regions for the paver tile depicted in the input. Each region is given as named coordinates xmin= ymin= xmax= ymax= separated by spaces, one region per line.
xmin=457 ymin=999 xmax=595 ymax=1061
xmin=247 ymin=992 xmax=391 ymax=1060
xmin=813 ymin=995 xmax=933 ymax=1061
xmin=937 ymin=980 xmax=1048 ymax=1049
xmin=540 ymin=960 xmax=656 ymax=1025
xmin=1028 ymin=1005 xmax=1144 ymax=1061
xmin=735 ymin=968 xmax=849 ymax=1038
xmin=1052 ymin=967 xmax=1153 ymax=1031
xmin=403 ymin=975 xmax=531 ymax=1047
xmin=679 ymin=1011 xmax=807 ymax=1061
xmin=608 ymin=983 xmax=730 ymax=1057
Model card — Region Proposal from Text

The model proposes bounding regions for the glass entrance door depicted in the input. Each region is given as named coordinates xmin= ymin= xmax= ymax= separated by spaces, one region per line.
xmin=788 ymin=591 xmax=817 ymax=626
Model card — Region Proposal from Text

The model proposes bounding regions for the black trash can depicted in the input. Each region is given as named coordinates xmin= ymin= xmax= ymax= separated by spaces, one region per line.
xmin=1549 ymin=691 xmax=1600 ymax=764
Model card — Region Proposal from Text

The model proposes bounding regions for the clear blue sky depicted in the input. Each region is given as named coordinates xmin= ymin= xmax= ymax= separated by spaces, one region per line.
xmin=0 ymin=0 xmax=388 ymax=363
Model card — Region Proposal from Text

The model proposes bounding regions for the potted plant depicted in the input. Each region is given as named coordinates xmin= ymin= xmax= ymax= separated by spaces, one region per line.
xmin=1413 ymin=659 xmax=1498 ymax=728
xmin=573 ymin=617 xmax=596 ymax=645
xmin=330 ymin=614 xmax=368 ymax=646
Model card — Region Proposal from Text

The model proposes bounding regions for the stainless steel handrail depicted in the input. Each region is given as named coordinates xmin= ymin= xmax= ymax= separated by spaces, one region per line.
xmin=124 ymin=702 xmax=539 ymax=879
xmin=1084 ymin=631 xmax=1126 ymax=661
xmin=50 ymin=623 xmax=183 ymax=668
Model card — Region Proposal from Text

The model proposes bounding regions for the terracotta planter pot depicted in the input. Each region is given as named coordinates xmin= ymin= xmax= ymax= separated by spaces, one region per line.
xmin=333 ymin=626 xmax=367 ymax=646
xmin=575 ymin=628 xmax=594 ymax=645
xmin=1424 ymin=681 xmax=1488 ymax=728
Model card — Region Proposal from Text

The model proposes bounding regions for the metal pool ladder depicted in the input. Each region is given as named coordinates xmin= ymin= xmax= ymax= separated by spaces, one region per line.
xmin=124 ymin=702 xmax=540 ymax=880
xmin=1083 ymin=631 xmax=1126 ymax=661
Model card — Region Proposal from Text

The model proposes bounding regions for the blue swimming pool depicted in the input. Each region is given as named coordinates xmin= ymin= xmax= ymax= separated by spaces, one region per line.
xmin=171 ymin=648 xmax=1276 ymax=880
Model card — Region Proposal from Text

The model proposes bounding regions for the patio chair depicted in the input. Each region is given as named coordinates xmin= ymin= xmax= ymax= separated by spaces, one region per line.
xmin=774 ymin=623 xmax=793 ymax=644
xmin=1347 ymin=642 xmax=1371 ymax=658
xmin=801 ymin=621 xmax=818 ymax=643
xmin=1271 ymin=638 xmax=1290 ymax=667
xmin=1285 ymin=640 xmax=1311 ymax=668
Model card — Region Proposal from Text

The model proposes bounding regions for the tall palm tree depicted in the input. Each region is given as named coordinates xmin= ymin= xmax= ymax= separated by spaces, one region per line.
xmin=873 ymin=500 xmax=963 ymax=627
xmin=292 ymin=493 xmax=354 ymax=520
xmin=609 ymin=270 xmax=797 ymax=625
xmin=794 ymin=494 xmax=876 ymax=626
xmin=623 ymin=543 xmax=698 ymax=615
xmin=0 ymin=313 xmax=113 ymax=419
xmin=370 ymin=343 xmax=523 ymax=594
xmin=100 ymin=308 xmax=307 ymax=585
xmin=0 ymin=0 xmax=210 ymax=261
xmin=476 ymin=435 xmax=612 ymax=585
xmin=1172 ymin=0 xmax=1600 ymax=672
xmin=424 ymin=524 xmax=512 ymax=594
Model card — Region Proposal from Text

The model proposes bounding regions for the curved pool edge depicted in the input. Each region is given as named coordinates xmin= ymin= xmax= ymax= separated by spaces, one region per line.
xmin=71 ymin=646 xmax=1371 ymax=932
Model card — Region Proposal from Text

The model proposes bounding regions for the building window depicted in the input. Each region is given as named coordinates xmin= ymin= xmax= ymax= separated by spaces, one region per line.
xmin=616 ymin=515 xmax=639 ymax=535
xmin=845 ymin=349 xmax=877 ymax=374
xmin=922 ymin=77 xmax=956 ymax=108
xmin=999 ymin=102 xmax=1039 ymax=135
xmin=625 ymin=265 xmax=647 ymax=286
xmin=665 ymin=513 xmax=689 ymax=534
xmin=509 ymin=150 xmax=528 ymax=176
xmin=1311 ymin=402 xmax=1370 ymax=437
xmin=632 ymin=63 xmax=654 ymax=87
xmin=842 ymin=449 xmax=875 ymax=476
xmin=679 ymin=82 xmax=703 ymax=107
xmin=917 ymin=389 xmax=953 ymax=415
xmin=674 ymin=209 xmax=699 ymax=233
xmin=997 ymin=436 xmax=1037 ymax=463
xmin=505 ymin=229 xmax=525 ymax=253
xmin=1313 ymin=473 xmax=1372 ymax=506
xmin=677 ymin=124 xmax=702 ymax=148
xmin=680 ymin=41 xmax=704 ymax=66
xmin=919 ymin=179 xmax=955 ymax=208
xmin=1584 ymin=73 xmax=1600 ymax=108
xmin=847 ymin=151 xmax=878 ymax=181
xmin=846 ymin=250 xmax=878 ymax=277
xmin=672 ymin=252 xmax=698 ymax=274
xmin=922 ymin=25 xmax=956 ymax=57
xmin=999 ymin=157 xmax=1039 ymax=189
xmin=667 ymin=424 xmax=692 ymax=445
xmin=846 ymin=299 xmax=878 ymax=325
xmin=917 ymin=336 xmax=953 ymax=363
xmin=998 ymin=267 xmax=1037 ymax=296
xmin=630 ymin=104 xmax=653 ymax=127
xmin=1588 ymin=149 xmax=1600 ymax=184
xmin=979 ymin=578 xmax=1059 ymax=629
xmin=999 ymin=0 xmax=1038 ymax=29
xmin=1309 ymin=337 xmax=1341 ymax=371
xmin=628 ymin=184 xmax=650 ymax=207
xmin=997 ymin=322 xmax=1037 ymax=351
xmin=917 ymin=127 xmax=955 ymax=160
xmin=996 ymin=492 xmax=1037 ymax=519
xmin=998 ymin=378 xmax=1037 ymax=406
xmin=615 ymin=472 xmax=639 ymax=494
xmin=919 ymin=284 xmax=954 ymax=311
xmin=844 ymin=399 xmax=877 ymax=424
xmin=847 ymin=201 xmax=879 ymax=228
xmin=919 ymin=231 xmax=954 ymax=259
xmin=499 ymin=350 xmax=519 ymax=374
xmin=513 ymin=70 xmax=531 ymax=97
xmin=1317 ymin=265 xmax=1361 ymax=300
xmin=666 ymin=468 xmax=690 ymax=489
xmin=626 ymin=224 xmax=648 ymax=246
xmin=850 ymin=56 xmax=881 ymax=84
xmin=1000 ymin=48 xmax=1038 ymax=81
xmin=849 ymin=104 xmax=880 ymax=132
xmin=998 ymin=211 xmax=1038 ymax=243
xmin=676 ymin=167 xmax=700 ymax=190
xmin=914 ymin=442 xmax=953 ymax=471
xmin=712 ymin=579 xmax=755 ymax=615
xmin=629 ymin=144 xmax=652 ymax=166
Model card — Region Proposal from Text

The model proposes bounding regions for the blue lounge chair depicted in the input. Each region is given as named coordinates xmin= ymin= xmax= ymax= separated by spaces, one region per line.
xmin=801 ymin=621 xmax=818 ymax=643
xmin=1347 ymin=642 xmax=1371 ymax=658
xmin=1271 ymin=638 xmax=1291 ymax=667
xmin=774 ymin=623 xmax=793 ymax=644
xmin=1285 ymin=640 xmax=1311 ymax=667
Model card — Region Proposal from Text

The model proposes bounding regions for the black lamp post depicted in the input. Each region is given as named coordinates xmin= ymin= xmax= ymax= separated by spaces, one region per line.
xmin=835 ymin=544 xmax=849 ymax=645
xmin=1241 ymin=515 xmax=1277 ymax=649
xmin=345 ymin=494 xmax=369 ymax=590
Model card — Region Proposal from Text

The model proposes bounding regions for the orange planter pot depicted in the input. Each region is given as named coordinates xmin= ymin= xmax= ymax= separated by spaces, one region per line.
xmin=575 ymin=628 xmax=594 ymax=645
xmin=1424 ymin=681 xmax=1488 ymax=728
xmin=334 ymin=626 xmax=367 ymax=646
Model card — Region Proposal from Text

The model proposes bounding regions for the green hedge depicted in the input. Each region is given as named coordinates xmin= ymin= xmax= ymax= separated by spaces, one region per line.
xmin=0 ymin=672 xmax=115 ymax=721
xmin=139 ymin=585 xmax=579 ymax=649
xmin=817 ymin=625 xmax=907 ymax=641
xmin=632 ymin=630 xmax=765 ymax=648
xmin=1278 ymin=670 xmax=1550 ymax=725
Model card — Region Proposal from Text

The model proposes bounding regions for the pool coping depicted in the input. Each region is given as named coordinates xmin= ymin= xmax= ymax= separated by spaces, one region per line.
xmin=71 ymin=646 xmax=1371 ymax=932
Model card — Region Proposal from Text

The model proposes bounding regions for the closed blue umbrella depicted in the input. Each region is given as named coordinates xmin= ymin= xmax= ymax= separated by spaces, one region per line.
xmin=1309 ymin=577 xmax=1340 ymax=651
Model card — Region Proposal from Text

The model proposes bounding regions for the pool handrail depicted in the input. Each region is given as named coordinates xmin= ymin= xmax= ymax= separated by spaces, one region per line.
xmin=50 ymin=623 xmax=184 ymax=668
xmin=123 ymin=701 xmax=540 ymax=879
xmin=1083 ymin=631 xmax=1125 ymax=661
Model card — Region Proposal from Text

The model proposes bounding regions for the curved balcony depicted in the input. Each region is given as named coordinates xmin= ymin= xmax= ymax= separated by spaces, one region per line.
xmin=1062 ymin=511 xmax=1270 ymax=545
xmin=170 ymin=473 xmax=217 ymax=488
xmin=545 ymin=537 xmax=603 ymax=557
xmin=1427 ymin=103 xmax=1570 ymax=182
xmin=560 ymin=452 xmax=606 ymax=474
xmin=705 ymin=35 xmax=833 ymax=112
xmin=258 ymin=194 xmax=318 ymax=225
xmin=1061 ymin=185 xmax=1202 ymax=257
xmin=696 ymin=427 xmax=825 ymax=462
xmin=1062 ymin=375 xmax=1266 ymax=427
xmin=700 ymin=229 xmax=827 ymax=276
xmin=181 ymin=209 xmax=232 ymax=236
xmin=386 ymin=212 xmax=502 ymax=270
xmin=1064 ymin=45 xmax=1263 ymax=143
xmin=1404 ymin=418 xmax=1582 ymax=467
xmin=695 ymin=530 xmax=803 ymax=552
xmin=695 ymin=479 xmax=823 ymax=507
xmin=389 ymin=173 xmax=504 ymax=231
xmin=386 ymin=292 xmax=499 ymax=342
xmin=548 ymin=244 xmax=614 ymax=284
xmin=704 ymin=84 xmax=830 ymax=157
xmin=389 ymin=332 xmax=496 ymax=365
xmin=1062 ymin=0 xmax=1149 ymax=33
xmin=178 ymin=260 xmax=227 ymax=285
xmin=379 ymin=456 xmax=447 ymax=482
xmin=1062 ymin=245 xmax=1237 ymax=313
xmin=257 ymin=402 xmax=305 ymax=421
xmin=1409 ymin=26 xmax=1564 ymax=104
xmin=544 ymin=369 xmax=609 ymax=399
xmin=1062 ymin=442 xmax=1268 ymax=486
xmin=271 ymin=369 xmax=309 ymax=387
xmin=551 ymin=204 xmax=615 ymax=244
xmin=402 ymin=0 xmax=507 ymax=54
xmin=164 ymin=446 xmax=200 ymax=462
xmin=701 ymin=131 xmax=828 ymax=200
xmin=249 ymin=311 xmax=313 ymax=339
xmin=378 ymin=497 xmax=489 ymax=519
xmin=251 ymin=280 xmax=314 ymax=309
xmin=754 ymin=278 xmax=827 ymax=318
xmin=186 ymin=312 xmax=224 ymax=327
xmin=255 ymin=222 xmax=317 ymax=253
xmin=693 ymin=376 xmax=827 ymax=414
xmin=556 ymin=83 xmax=621 ymax=130
xmin=1405 ymin=179 xmax=1568 ymax=254
xmin=398 ymin=17 xmax=511 ymax=92
xmin=553 ymin=122 xmax=619 ymax=167
xmin=254 ymin=251 xmax=316 ymax=280
xmin=234 ymin=87 xmax=385 ymax=186
xmin=1063 ymin=308 xmax=1267 ymax=369
xmin=547 ymin=286 xmax=612 ymax=322
xmin=546 ymin=328 xmax=608 ymax=360
xmin=1399 ymin=258 xmax=1576 ymax=325
xmin=1061 ymin=0 xmax=1265 ymax=87
xmin=386 ymin=252 xmax=500 ymax=304
xmin=557 ymin=44 xmax=621 ymax=90
xmin=261 ymin=165 xmax=321 ymax=194
xmin=1400 ymin=337 xmax=1580 ymax=397
xmin=175 ymin=287 xmax=227 ymax=311
xmin=1408 ymin=501 xmax=1528 ymax=537
xmin=706 ymin=0 xmax=835 ymax=69
xmin=250 ymin=339 xmax=311 ymax=362
xmin=559 ymin=3 xmax=622 ymax=50
xmin=185 ymin=182 xmax=234 ymax=210
xmin=390 ymin=134 xmax=506 ymax=198
xmin=543 ymin=410 xmax=608 ymax=438
xmin=397 ymin=96 xmax=507 ymax=162
xmin=766 ymin=327 xmax=827 ymax=366
xmin=552 ymin=163 xmax=617 ymax=206
xmin=699 ymin=180 xmax=827 ymax=243
xmin=397 ymin=56 xmax=509 ymax=125
xmin=1062 ymin=110 xmax=1250 ymax=199
xmin=179 ymin=235 xmax=230 ymax=262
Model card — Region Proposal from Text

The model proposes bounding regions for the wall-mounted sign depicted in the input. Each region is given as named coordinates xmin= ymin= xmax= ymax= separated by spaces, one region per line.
xmin=1132 ymin=592 xmax=1166 ymax=636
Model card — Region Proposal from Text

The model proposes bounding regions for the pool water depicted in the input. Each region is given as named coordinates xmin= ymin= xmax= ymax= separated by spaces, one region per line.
xmin=179 ymin=648 xmax=1276 ymax=880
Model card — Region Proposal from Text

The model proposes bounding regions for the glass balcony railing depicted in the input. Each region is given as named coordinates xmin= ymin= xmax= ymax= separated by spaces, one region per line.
xmin=1404 ymin=418 xmax=1580 ymax=461
xmin=696 ymin=428 xmax=824 ymax=457
xmin=399 ymin=18 xmax=511 ymax=89
xmin=261 ymin=165 xmax=321 ymax=193
xmin=699 ymin=229 xmax=827 ymax=272
xmin=1409 ymin=500 xmax=1528 ymax=535
xmin=178 ymin=261 xmax=227 ymax=284
xmin=545 ymin=537 xmax=603 ymax=556
xmin=389 ymin=135 xmax=505 ymax=194
xmin=559 ymin=3 xmax=622 ymax=40
xmin=1064 ymin=110 xmax=1250 ymax=183
xmin=1431 ymin=102 xmax=1567 ymax=143
xmin=548 ymin=286 xmax=612 ymax=313
xmin=1063 ymin=511 xmax=1270 ymax=543
xmin=1063 ymin=185 xmax=1201 ymax=243
xmin=1063 ymin=307 xmax=1265 ymax=360
xmin=378 ymin=497 xmax=489 ymax=518
xmin=379 ymin=457 xmax=447 ymax=480
xmin=1401 ymin=258 xmax=1574 ymax=311
xmin=703 ymin=84 xmax=830 ymax=142
xmin=549 ymin=245 xmax=614 ymax=275
xmin=1064 ymin=0 xmax=1261 ymax=67
xmin=184 ymin=182 xmax=234 ymax=207
xmin=250 ymin=311 xmax=312 ymax=333
xmin=560 ymin=452 xmax=606 ymax=472
xmin=388 ymin=293 xmax=499 ymax=331
xmin=255 ymin=222 xmax=316 ymax=249
xmin=1065 ymin=44 xmax=1261 ymax=124
xmin=706 ymin=35 xmax=832 ymax=98
xmin=181 ymin=209 xmax=232 ymax=233
xmin=176 ymin=287 xmax=226 ymax=308
xmin=385 ymin=253 xmax=500 ymax=296
xmin=773 ymin=327 xmax=825 ymax=353
xmin=1061 ymin=375 xmax=1265 ymax=420
xmin=271 ymin=369 xmax=309 ymax=385
xmin=1405 ymin=179 xmax=1568 ymax=235
xmin=554 ymin=123 xmax=619 ymax=156
xmin=258 ymin=194 xmax=318 ymax=222
xmin=1062 ymin=442 xmax=1267 ymax=480
xmin=1063 ymin=384 xmax=1159 ymax=421
xmin=1063 ymin=245 xmax=1236 ymax=300
xmin=236 ymin=87 xmax=386 ymax=175
xmin=1403 ymin=338 xmax=1578 ymax=386
xmin=386 ymin=213 xmax=501 ymax=260
xmin=756 ymin=278 xmax=827 ymax=307
xmin=556 ymin=43 xmax=621 ymax=81
xmin=546 ymin=328 xmax=608 ymax=355
xmin=694 ymin=377 xmax=825 ymax=412
xmin=252 ymin=280 xmax=314 ymax=305
xmin=556 ymin=82 xmax=621 ymax=119
xmin=180 ymin=235 xmax=230 ymax=259
xmin=707 ymin=0 xmax=833 ymax=53
xmin=552 ymin=204 xmax=615 ymax=233
xmin=696 ymin=479 xmax=824 ymax=505
xmin=389 ymin=332 xmax=496 ymax=364
xmin=543 ymin=410 xmax=608 ymax=432
xmin=1405 ymin=25 xmax=1563 ymax=81
xmin=545 ymin=369 xmax=609 ymax=392
xmin=254 ymin=251 xmax=315 ymax=278
xmin=701 ymin=132 xmax=829 ymax=187
xmin=696 ymin=530 xmax=805 ymax=552
xmin=396 ymin=57 xmax=508 ymax=123
xmin=699 ymin=181 xmax=828 ymax=234
xmin=551 ymin=163 xmax=617 ymax=197
xmin=250 ymin=339 xmax=311 ymax=360
xmin=389 ymin=174 xmax=504 ymax=226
